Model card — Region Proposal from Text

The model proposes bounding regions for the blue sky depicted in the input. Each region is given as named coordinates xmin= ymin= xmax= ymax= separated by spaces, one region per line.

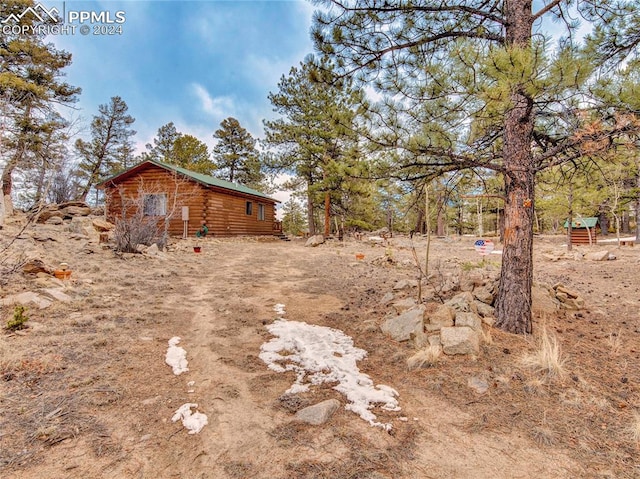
xmin=48 ymin=0 xmax=316 ymax=153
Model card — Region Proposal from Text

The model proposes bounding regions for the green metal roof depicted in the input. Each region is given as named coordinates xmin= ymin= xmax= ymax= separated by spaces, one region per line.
xmin=563 ymin=217 xmax=598 ymax=228
xmin=99 ymin=159 xmax=277 ymax=202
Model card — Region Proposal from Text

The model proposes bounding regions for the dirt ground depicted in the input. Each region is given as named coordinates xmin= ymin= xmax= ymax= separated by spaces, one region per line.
xmin=1 ymin=216 xmax=639 ymax=479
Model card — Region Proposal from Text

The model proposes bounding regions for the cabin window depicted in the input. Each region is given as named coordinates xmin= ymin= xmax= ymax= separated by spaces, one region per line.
xmin=245 ymin=201 xmax=253 ymax=216
xmin=258 ymin=204 xmax=265 ymax=221
xmin=143 ymin=193 xmax=167 ymax=216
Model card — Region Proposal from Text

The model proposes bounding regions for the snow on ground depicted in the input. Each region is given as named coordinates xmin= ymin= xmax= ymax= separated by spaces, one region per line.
xmin=165 ymin=336 xmax=189 ymax=375
xmin=171 ymin=403 xmax=208 ymax=434
xmin=273 ymin=303 xmax=286 ymax=317
xmin=164 ymin=338 xmax=207 ymax=434
xmin=260 ymin=305 xmax=400 ymax=430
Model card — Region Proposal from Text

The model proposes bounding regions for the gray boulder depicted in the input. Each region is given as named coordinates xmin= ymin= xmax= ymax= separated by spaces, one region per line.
xmin=381 ymin=305 xmax=425 ymax=342
xmin=305 ymin=235 xmax=325 ymax=247
xmin=445 ymin=292 xmax=478 ymax=314
xmin=584 ymin=250 xmax=610 ymax=261
xmin=294 ymin=399 xmax=340 ymax=425
xmin=472 ymin=285 xmax=495 ymax=305
xmin=392 ymin=298 xmax=417 ymax=313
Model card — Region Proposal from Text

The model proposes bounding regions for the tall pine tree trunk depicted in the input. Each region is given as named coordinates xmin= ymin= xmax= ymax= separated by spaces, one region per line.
xmin=494 ymin=0 xmax=535 ymax=335
xmin=306 ymin=181 xmax=316 ymax=236
xmin=636 ymin=159 xmax=640 ymax=242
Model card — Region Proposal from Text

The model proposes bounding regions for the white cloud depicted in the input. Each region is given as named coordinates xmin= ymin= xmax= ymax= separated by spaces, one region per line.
xmin=191 ymin=83 xmax=236 ymax=119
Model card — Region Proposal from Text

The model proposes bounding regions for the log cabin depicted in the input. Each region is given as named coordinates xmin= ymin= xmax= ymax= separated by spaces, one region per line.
xmin=97 ymin=160 xmax=280 ymax=237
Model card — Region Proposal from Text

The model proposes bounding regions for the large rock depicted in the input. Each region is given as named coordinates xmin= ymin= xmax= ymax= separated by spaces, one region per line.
xmin=1 ymin=292 xmax=53 ymax=309
xmin=45 ymin=216 xmax=63 ymax=225
xmin=305 ymin=235 xmax=325 ymax=247
xmin=445 ymin=292 xmax=478 ymax=314
xmin=36 ymin=202 xmax=92 ymax=223
xmin=22 ymin=259 xmax=52 ymax=275
xmin=440 ymin=326 xmax=480 ymax=355
xmin=294 ymin=399 xmax=340 ymax=425
xmin=455 ymin=312 xmax=482 ymax=331
xmin=532 ymin=284 xmax=559 ymax=315
xmin=59 ymin=205 xmax=92 ymax=218
xmin=392 ymin=298 xmax=417 ymax=313
xmin=381 ymin=305 xmax=426 ymax=342
xmin=475 ymin=301 xmax=495 ymax=318
xmin=92 ymin=218 xmax=114 ymax=232
xmin=472 ymin=285 xmax=495 ymax=305
xmin=424 ymin=304 xmax=455 ymax=332
xmin=42 ymin=288 xmax=72 ymax=302
xmin=584 ymin=250 xmax=610 ymax=261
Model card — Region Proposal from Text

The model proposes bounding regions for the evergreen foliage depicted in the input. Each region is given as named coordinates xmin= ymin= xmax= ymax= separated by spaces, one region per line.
xmin=171 ymin=134 xmax=214 ymax=175
xmin=263 ymin=57 xmax=366 ymax=235
xmin=74 ymin=96 xmax=136 ymax=200
xmin=1 ymin=0 xmax=80 ymax=213
xmin=212 ymin=117 xmax=264 ymax=190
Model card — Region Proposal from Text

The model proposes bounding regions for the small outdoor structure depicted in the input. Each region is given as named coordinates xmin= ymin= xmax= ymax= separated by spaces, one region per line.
xmin=564 ymin=217 xmax=599 ymax=245
xmin=97 ymin=160 xmax=279 ymax=237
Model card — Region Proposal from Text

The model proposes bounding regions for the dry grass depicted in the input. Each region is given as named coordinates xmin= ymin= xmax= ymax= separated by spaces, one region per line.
xmin=282 ymin=424 xmax=418 ymax=479
xmin=606 ymin=330 xmax=623 ymax=355
xmin=406 ymin=344 xmax=442 ymax=370
xmin=520 ymin=327 xmax=567 ymax=379
xmin=628 ymin=411 xmax=640 ymax=444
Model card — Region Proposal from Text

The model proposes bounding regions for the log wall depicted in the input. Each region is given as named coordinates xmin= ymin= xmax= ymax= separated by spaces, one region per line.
xmin=570 ymin=228 xmax=598 ymax=245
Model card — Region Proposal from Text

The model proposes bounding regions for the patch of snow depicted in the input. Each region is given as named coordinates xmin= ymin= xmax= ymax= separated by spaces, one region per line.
xmin=273 ymin=303 xmax=286 ymax=317
xmin=165 ymin=337 xmax=189 ymax=375
xmin=259 ymin=318 xmax=400 ymax=430
xmin=171 ymin=403 xmax=208 ymax=434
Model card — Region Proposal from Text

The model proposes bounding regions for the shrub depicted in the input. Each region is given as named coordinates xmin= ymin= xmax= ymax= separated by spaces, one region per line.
xmin=6 ymin=305 xmax=28 ymax=331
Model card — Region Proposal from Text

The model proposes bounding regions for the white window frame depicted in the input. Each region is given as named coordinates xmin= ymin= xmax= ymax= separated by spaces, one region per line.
xmin=258 ymin=203 xmax=265 ymax=221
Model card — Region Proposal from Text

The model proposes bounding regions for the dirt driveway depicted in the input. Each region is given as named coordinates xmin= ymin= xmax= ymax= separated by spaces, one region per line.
xmin=1 ymin=225 xmax=639 ymax=478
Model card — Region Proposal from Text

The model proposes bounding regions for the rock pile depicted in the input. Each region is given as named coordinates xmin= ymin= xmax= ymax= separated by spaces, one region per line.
xmin=379 ymin=271 xmax=586 ymax=361
xmin=380 ymin=273 xmax=498 ymax=358
xmin=35 ymin=201 xmax=93 ymax=224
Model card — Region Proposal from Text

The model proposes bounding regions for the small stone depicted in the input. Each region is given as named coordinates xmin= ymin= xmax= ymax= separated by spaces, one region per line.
xmin=294 ymin=399 xmax=340 ymax=425
xmin=379 ymin=292 xmax=395 ymax=306
xmin=468 ymin=377 xmax=489 ymax=394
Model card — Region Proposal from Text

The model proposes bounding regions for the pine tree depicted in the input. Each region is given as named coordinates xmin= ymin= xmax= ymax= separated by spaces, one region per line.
xmin=312 ymin=0 xmax=640 ymax=334
xmin=281 ymin=198 xmax=307 ymax=236
xmin=263 ymin=57 xmax=365 ymax=236
xmin=75 ymin=96 xmax=136 ymax=200
xmin=171 ymin=134 xmax=214 ymax=175
xmin=142 ymin=122 xmax=182 ymax=162
xmin=1 ymin=0 xmax=80 ymax=217
xmin=212 ymin=117 xmax=264 ymax=189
